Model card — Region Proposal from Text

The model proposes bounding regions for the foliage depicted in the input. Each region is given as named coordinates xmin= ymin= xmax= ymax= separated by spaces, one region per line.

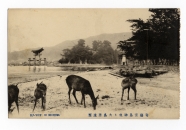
xmin=119 ymin=9 xmax=180 ymax=61
xmin=60 ymin=39 xmax=117 ymax=65
xmin=117 ymin=40 xmax=137 ymax=59
xmin=91 ymin=40 xmax=115 ymax=65
xmin=58 ymin=58 xmax=68 ymax=64
xmin=62 ymin=49 xmax=74 ymax=63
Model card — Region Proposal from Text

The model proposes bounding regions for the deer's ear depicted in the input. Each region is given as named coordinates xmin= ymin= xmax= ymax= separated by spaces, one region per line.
xmin=96 ymin=95 xmax=99 ymax=99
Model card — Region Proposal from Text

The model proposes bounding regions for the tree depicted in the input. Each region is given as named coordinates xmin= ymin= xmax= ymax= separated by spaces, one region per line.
xmin=148 ymin=9 xmax=180 ymax=61
xmin=122 ymin=9 xmax=180 ymax=63
xmin=58 ymin=58 xmax=68 ymax=64
xmin=92 ymin=40 xmax=102 ymax=51
xmin=78 ymin=39 xmax=85 ymax=47
xmin=62 ymin=49 xmax=74 ymax=64
xmin=117 ymin=40 xmax=136 ymax=59
xmin=126 ymin=19 xmax=152 ymax=60
xmin=70 ymin=39 xmax=92 ymax=64
xmin=92 ymin=40 xmax=115 ymax=65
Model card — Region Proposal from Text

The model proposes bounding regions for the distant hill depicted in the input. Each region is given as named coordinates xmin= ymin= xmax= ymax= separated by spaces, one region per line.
xmin=8 ymin=32 xmax=132 ymax=63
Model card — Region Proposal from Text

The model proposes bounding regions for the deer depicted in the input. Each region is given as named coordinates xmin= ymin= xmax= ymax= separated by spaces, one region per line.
xmin=8 ymin=83 xmax=19 ymax=113
xmin=33 ymin=81 xmax=47 ymax=112
xmin=121 ymin=75 xmax=138 ymax=101
xmin=66 ymin=75 xmax=99 ymax=110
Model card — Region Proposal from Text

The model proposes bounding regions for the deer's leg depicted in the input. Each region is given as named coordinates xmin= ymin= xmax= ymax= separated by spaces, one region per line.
xmin=72 ymin=90 xmax=79 ymax=104
xmin=82 ymin=93 xmax=86 ymax=108
xmin=41 ymin=97 xmax=45 ymax=110
xmin=8 ymin=102 xmax=11 ymax=113
xmin=121 ymin=87 xmax=124 ymax=101
xmin=42 ymin=97 xmax=46 ymax=111
xmin=127 ymin=87 xmax=130 ymax=100
xmin=81 ymin=93 xmax=83 ymax=105
xmin=33 ymin=98 xmax=37 ymax=112
xmin=43 ymin=96 xmax=46 ymax=110
xmin=121 ymin=87 xmax=128 ymax=101
xmin=68 ymin=88 xmax=72 ymax=104
xmin=41 ymin=97 xmax=44 ymax=109
xmin=131 ymin=85 xmax=137 ymax=100
xmin=15 ymin=99 xmax=19 ymax=113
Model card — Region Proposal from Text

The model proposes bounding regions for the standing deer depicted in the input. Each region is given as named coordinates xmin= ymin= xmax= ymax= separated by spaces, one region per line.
xmin=121 ymin=75 xmax=138 ymax=101
xmin=66 ymin=75 xmax=99 ymax=110
xmin=8 ymin=84 xmax=19 ymax=113
xmin=33 ymin=81 xmax=47 ymax=112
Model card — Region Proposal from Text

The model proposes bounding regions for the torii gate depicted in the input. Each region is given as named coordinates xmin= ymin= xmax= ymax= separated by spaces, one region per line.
xmin=28 ymin=47 xmax=46 ymax=66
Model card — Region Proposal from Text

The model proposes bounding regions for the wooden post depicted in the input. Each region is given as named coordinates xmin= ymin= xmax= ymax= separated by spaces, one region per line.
xmin=44 ymin=58 xmax=46 ymax=66
xmin=33 ymin=58 xmax=36 ymax=66
xmin=38 ymin=53 xmax=42 ymax=66
xmin=28 ymin=58 xmax=31 ymax=66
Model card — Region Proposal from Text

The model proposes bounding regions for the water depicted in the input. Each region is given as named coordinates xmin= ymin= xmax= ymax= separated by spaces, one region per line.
xmin=8 ymin=65 xmax=103 ymax=75
xmin=8 ymin=66 xmax=78 ymax=84
xmin=8 ymin=66 xmax=72 ymax=74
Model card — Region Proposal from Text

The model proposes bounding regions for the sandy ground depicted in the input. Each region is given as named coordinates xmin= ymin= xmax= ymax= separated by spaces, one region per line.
xmin=8 ymin=70 xmax=180 ymax=119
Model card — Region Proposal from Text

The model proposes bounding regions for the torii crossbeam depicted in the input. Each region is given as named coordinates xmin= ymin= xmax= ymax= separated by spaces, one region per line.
xmin=32 ymin=47 xmax=44 ymax=56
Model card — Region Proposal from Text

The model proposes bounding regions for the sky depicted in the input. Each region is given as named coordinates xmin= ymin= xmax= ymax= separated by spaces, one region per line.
xmin=8 ymin=9 xmax=152 ymax=52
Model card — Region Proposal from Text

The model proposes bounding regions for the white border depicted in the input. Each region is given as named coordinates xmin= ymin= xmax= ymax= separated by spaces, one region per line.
xmin=1 ymin=0 xmax=185 ymax=130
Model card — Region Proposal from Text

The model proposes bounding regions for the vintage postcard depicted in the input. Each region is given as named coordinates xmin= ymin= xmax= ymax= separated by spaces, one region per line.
xmin=8 ymin=8 xmax=180 ymax=119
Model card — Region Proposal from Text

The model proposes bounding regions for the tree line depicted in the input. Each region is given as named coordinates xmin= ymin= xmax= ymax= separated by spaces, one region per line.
xmin=59 ymin=39 xmax=118 ymax=65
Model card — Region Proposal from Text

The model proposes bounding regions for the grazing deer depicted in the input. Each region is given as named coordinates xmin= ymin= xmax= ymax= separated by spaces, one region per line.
xmin=33 ymin=81 xmax=47 ymax=112
xmin=66 ymin=75 xmax=99 ymax=110
xmin=8 ymin=84 xmax=19 ymax=113
xmin=121 ymin=75 xmax=138 ymax=101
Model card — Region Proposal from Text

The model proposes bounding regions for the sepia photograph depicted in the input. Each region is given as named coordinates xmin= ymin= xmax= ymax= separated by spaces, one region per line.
xmin=8 ymin=8 xmax=180 ymax=119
